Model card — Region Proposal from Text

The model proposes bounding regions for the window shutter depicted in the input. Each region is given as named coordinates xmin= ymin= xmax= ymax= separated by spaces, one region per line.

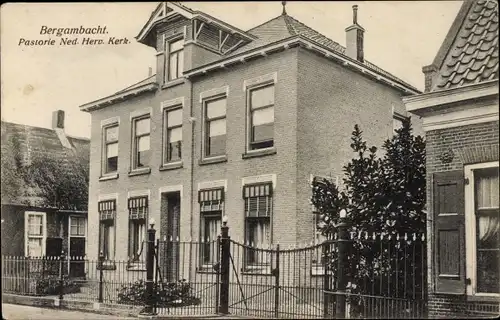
xmin=433 ymin=170 xmax=466 ymax=294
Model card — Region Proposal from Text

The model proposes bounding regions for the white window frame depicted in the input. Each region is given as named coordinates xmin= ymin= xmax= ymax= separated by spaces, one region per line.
xmin=243 ymin=72 xmax=278 ymax=154
xmin=202 ymin=94 xmax=227 ymax=160
xmin=131 ymin=114 xmax=152 ymax=170
xmin=163 ymin=105 xmax=183 ymax=164
xmin=24 ymin=211 xmax=46 ymax=257
xmin=464 ymin=160 xmax=499 ymax=297
xmin=69 ymin=215 xmax=87 ymax=238
xmin=100 ymin=117 xmax=120 ymax=177
xmin=392 ymin=111 xmax=407 ymax=134
xmin=165 ymin=36 xmax=184 ymax=83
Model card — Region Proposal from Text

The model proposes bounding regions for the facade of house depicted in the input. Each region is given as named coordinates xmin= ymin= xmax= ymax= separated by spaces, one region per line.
xmin=404 ymin=0 xmax=499 ymax=317
xmin=1 ymin=111 xmax=90 ymax=277
xmin=80 ymin=2 xmax=422 ymax=278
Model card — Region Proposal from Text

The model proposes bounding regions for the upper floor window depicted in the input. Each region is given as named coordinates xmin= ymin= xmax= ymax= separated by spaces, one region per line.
xmin=167 ymin=38 xmax=184 ymax=82
xmin=392 ymin=112 xmax=407 ymax=134
xmin=103 ymin=125 xmax=118 ymax=174
xmin=249 ymin=85 xmax=274 ymax=150
xmin=204 ymin=97 xmax=227 ymax=158
xmin=164 ymin=107 xmax=182 ymax=163
xmin=132 ymin=117 xmax=151 ymax=169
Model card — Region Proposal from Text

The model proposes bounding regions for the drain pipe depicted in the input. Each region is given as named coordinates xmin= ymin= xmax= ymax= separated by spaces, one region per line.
xmin=188 ymin=77 xmax=195 ymax=280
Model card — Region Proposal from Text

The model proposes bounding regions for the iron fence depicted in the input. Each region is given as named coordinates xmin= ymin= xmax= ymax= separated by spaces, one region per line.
xmin=2 ymin=223 xmax=427 ymax=319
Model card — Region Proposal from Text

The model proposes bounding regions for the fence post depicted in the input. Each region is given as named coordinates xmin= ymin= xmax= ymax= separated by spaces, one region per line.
xmin=98 ymin=251 xmax=104 ymax=303
xmin=336 ymin=209 xmax=350 ymax=319
xmin=59 ymin=251 xmax=65 ymax=301
xmin=140 ymin=218 xmax=157 ymax=316
xmin=274 ymin=244 xmax=280 ymax=318
xmin=218 ymin=216 xmax=230 ymax=315
xmin=323 ymin=240 xmax=331 ymax=318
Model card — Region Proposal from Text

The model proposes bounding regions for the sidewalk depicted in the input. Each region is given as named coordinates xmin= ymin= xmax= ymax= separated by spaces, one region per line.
xmin=2 ymin=303 xmax=136 ymax=319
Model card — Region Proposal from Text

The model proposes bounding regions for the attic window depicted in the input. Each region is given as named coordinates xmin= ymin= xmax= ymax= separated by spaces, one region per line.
xmin=166 ymin=38 xmax=184 ymax=82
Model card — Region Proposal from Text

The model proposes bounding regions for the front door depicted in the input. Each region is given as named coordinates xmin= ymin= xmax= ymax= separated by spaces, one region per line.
xmin=69 ymin=216 xmax=86 ymax=278
xmin=161 ymin=192 xmax=181 ymax=282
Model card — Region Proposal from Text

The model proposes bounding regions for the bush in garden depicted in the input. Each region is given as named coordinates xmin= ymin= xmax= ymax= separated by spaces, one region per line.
xmin=117 ymin=279 xmax=201 ymax=307
xmin=311 ymin=120 xmax=427 ymax=318
xmin=35 ymin=275 xmax=82 ymax=295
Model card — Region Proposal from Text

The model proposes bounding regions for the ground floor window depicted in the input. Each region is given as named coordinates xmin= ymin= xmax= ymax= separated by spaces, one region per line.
xmin=128 ymin=196 xmax=148 ymax=263
xmin=243 ymin=183 xmax=272 ymax=271
xmin=465 ymin=162 xmax=499 ymax=295
xmin=25 ymin=211 xmax=46 ymax=256
xmin=199 ymin=188 xmax=224 ymax=267
xmin=98 ymin=200 xmax=116 ymax=261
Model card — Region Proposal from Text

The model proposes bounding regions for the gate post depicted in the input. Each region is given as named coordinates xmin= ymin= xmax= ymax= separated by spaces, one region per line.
xmin=140 ymin=218 xmax=157 ymax=317
xmin=274 ymin=244 xmax=280 ymax=318
xmin=336 ymin=209 xmax=350 ymax=319
xmin=59 ymin=250 xmax=65 ymax=301
xmin=323 ymin=240 xmax=332 ymax=318
xmin=218 ymin=216 xmax=230 ymax=315
xmin=98 ymin=251 xmax=104 ymax=303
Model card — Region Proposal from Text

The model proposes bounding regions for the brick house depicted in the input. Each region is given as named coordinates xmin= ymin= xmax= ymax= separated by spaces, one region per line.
xmin=80 ymin=2 xmax=421 ymax=278
xmin=1 ymin=111 xmax=90 ymax=277
xmin=403 ymin=0 xmax=499 ymax=317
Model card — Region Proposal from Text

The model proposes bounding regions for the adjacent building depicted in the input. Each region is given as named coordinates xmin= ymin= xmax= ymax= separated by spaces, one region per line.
xmin=80 ymin=2 xmax=421 ymax=278
xmin=1 ymin=110 xmax=90 ymax=277
xmin=404 ymin=0 xmax=499 ymax=317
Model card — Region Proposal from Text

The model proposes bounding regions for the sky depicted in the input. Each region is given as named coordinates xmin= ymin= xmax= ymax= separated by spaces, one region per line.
xmin=1 ymin=1 xmax=462 ymax=139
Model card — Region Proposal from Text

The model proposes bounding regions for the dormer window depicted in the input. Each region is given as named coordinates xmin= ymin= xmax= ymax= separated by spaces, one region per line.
xmin=166 ymin=38 xmax=184 ymax=82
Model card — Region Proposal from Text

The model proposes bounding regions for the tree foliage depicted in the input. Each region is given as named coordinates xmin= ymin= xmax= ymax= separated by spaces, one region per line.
xmin=25 ymin=149 xmax=89 ymax=211
xmin=311 ymin=119 xmax=426 ymax=314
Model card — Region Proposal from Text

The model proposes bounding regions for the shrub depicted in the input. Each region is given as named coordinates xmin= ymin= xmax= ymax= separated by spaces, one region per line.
xmin=117 ymin=279 xmax=201 ymax=307
xmin=35 ymin=275 xmax=82 ymax=295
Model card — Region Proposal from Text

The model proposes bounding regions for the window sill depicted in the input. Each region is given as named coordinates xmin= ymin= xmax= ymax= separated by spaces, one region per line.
xmin=241 ymin=266 xmax=272 ymax=276
xmin=242 ymin=147 xmax=277 ymax=159
xmin=466 ymin=294 xmax=500 ymax=302
xmin=99 ymin=173 xmax=119 ymax=181
xmin=160 ymin=161 xmax=183 ymax=171
xmin=199 ymin=155 xmax=228 ymax=166
xmin=128 ymin=167 xmax=151 ymax=177
xmin=162 ymin=78 xmax=185 ymax=89
xmin=127 ymin=263 xmax=146 ymax=271
xmin=97 ymin=262 xmax=116 ymax=270
xmin=196 ymin=265 xmax=219 ymax=274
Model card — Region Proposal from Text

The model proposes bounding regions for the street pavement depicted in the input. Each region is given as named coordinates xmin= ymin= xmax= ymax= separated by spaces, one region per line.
xmin=2 ymin=304 xmax=135 ymax=320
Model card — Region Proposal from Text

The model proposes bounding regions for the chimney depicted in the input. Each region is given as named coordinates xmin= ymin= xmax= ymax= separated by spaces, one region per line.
xmin=422 ymin=65 xmax=438 ymax=92
xmin=345 ymin=5 xmax=365 ymax=62
xmin=52 ymin=110 xmax=65 ymax=130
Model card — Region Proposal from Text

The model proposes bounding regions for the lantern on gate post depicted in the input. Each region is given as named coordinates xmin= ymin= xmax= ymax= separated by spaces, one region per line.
xmin=140 ymin=218 xmax=157 ymax=317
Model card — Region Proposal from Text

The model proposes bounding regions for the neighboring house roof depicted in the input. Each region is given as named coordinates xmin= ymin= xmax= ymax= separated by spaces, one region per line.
xmin=431 ymin=0 xmax=499 ymax=91
xmin=0 ymin=121 xmax=90 ymax=207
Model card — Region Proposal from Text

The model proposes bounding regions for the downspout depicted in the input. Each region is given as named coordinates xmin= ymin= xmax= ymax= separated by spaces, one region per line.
xmin=188 ymin=77 xmax=195 ymax=279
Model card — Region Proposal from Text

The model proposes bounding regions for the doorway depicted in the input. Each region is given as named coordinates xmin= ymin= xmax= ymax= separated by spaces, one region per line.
xmin=68 ymin=216 xmax=86 ymax=278
xmin=160 ymin=192 xmax=181 ymax=282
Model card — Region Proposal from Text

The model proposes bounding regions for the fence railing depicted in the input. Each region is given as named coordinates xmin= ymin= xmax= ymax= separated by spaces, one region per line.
xmin=2 ymin=223 xmax=427 ymax=319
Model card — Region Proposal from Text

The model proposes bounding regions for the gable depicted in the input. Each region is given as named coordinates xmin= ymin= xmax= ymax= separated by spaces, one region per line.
xmin=433 ymin=0 xmax=499 ymax=90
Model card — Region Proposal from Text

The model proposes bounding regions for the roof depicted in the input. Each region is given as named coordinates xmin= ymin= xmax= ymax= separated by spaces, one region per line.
xmin=0 ymin=121 xmax=90 ymax=207
xmin=82 ymin=3 xmax=421 ymax=111
xmin=432 ymin=0 xmax=499 ymax=91
xmin=80 ymin=75 xmax=158 ymax=112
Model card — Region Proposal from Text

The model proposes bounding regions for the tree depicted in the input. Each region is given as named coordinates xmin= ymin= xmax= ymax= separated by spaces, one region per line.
xmin=24 ymin=148 xmax=89 ymax=211
xmin=1 ymin=131 xmax=28 ymax=205
xmin=311 ymin=119 xmax=426 ymax=316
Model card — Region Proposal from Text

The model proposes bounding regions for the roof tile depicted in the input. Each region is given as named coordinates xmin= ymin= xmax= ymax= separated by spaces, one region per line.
xmin=434 ymin=0 xmax=499 ymax=90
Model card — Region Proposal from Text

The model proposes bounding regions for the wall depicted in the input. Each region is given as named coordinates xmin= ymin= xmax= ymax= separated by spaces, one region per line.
xmin=296 ymin=48 xmax=417 ymax=244
xmin=190 ymin=48 xmax=299 ymax=247
xmin=426 ymin=119 xmax=499 ymax=318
